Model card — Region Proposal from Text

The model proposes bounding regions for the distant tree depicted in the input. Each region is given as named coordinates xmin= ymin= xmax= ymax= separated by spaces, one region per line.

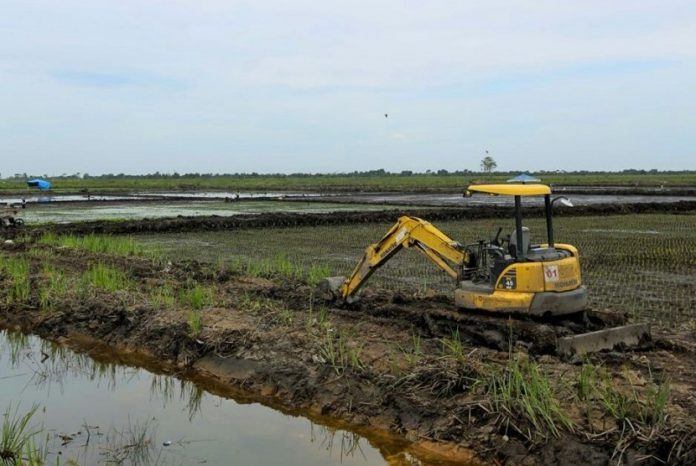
xmin=480 ymin=155 xmax=497 ymax=173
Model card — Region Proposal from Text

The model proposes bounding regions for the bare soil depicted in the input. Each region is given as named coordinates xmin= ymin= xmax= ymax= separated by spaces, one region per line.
xmin=1 ymin=241 xmax=695 ymax=465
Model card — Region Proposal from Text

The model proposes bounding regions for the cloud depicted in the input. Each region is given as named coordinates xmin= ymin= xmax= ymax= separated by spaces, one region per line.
xmin=0 ymin=0 xmax=695 ymax=174
xmin=50 ymin=69 xmax=188 ymax=91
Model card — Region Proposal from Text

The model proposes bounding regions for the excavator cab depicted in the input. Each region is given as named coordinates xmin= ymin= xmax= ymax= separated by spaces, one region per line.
xmin=457 ymin=184 xmax=587 ymax=315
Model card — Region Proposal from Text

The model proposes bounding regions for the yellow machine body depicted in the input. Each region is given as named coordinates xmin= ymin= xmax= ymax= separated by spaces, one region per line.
xmin=454 ymin=243 xmax=586 ymax=315
xmin=322 ymin=183 xmax=588 ymax=316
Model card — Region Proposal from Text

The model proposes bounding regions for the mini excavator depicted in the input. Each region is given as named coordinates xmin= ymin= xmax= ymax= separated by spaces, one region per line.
xmin=320 ymin=183 xmax=650 ymax=356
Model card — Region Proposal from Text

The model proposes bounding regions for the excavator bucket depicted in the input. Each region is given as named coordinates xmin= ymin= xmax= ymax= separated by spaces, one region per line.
xmin=556 ymin=323 xmax=651 ymax=358
xmin=316 ymin=276 xmax=348 ymax=301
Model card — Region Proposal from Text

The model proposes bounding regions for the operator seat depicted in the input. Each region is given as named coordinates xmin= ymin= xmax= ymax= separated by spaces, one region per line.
xmin=509 ymin=227 xmax=530 ymax=258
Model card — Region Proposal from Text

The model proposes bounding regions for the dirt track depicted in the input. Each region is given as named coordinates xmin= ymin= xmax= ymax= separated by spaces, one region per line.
xmin=1 ymin=240 xmax=695 ymax=465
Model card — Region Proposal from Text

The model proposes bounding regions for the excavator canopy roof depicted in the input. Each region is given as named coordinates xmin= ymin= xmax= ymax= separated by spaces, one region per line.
xmin=466 ymin=183 xmax=551 ymax=196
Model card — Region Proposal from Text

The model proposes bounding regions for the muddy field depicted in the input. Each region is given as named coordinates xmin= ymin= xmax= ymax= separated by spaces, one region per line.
xmin=1 ymin=214 xmax=696 ymax=465
xmin=20 ymin=200 xmax=696 ymax=236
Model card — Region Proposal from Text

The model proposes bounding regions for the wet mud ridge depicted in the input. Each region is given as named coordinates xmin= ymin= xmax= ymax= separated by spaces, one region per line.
xmin=1 ymin=241 xmax=696 ymax=465
xmin=348 ymin=294 xmax=640 ymax=357
xmin=27 ymin=200 xmax=696 ymax=236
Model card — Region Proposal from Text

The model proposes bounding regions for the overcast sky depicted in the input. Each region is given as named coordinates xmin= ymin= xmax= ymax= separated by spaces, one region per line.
xmin=1 ymin=1 xmax=694 ymax=176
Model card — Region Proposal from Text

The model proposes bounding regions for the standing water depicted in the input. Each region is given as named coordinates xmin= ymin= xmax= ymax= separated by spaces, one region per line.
xmin=0 ymin=330 xmax=410 ymax=465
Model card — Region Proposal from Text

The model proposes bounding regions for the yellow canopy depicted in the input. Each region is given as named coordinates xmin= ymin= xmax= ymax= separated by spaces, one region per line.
xmin=466 ymin=183 xmax=551 ymax=196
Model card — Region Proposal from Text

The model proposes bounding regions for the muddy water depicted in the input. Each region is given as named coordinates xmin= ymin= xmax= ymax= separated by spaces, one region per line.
xmin=0 ymin=330 xmax=407 ymax=465
xmin=0 ymin=191 xmax=319 ymax=205
xmin=14 ymin=201 xmax=402 ymax=224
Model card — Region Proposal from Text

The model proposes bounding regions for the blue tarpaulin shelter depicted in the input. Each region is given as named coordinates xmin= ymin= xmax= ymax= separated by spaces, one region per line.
xmin=27 ymin=179 xmax=52 ymax=190
xmin=507 ymin=174 xmax=540 ymax=183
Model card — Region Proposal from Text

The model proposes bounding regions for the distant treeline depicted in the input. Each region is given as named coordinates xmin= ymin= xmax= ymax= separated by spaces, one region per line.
xmin=3 ymin=168 xmax=695 ymax=180
xmin=1 ymin=170 xmax=695 ymax=192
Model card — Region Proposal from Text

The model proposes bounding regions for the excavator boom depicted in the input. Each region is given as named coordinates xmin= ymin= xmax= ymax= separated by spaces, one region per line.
xmin=324 ymin=216 xmax=470 ymax=302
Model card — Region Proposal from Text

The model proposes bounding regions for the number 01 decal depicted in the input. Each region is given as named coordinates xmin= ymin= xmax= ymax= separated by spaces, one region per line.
xmin=544 ymin=265 xmax=559 ymax=282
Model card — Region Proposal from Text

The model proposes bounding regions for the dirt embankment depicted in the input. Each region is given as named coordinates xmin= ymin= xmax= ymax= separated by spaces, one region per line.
xmin=1 ymin=242 xmax=696 ymax=465
xmin=26 ymin=201 xmax=696 ymax=237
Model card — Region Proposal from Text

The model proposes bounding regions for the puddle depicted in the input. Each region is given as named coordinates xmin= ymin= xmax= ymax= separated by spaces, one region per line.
xmin=0 ymin=329 xmax=408 ymax=465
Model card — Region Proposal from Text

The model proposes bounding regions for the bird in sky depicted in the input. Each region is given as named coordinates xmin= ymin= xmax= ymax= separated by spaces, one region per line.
xmin=384 ymin=113 xmax=388 ymax=118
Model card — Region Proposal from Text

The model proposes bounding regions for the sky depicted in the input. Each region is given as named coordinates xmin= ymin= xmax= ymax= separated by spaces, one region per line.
xmin=1 ymin=1 xmax=694 ymax=176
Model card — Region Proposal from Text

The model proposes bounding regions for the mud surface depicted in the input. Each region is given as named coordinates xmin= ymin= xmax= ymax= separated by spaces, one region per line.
xmin=21 ymin=201 xmax=696 ymax=237
xmin=1 ymin=240 xmax=695 ymax=465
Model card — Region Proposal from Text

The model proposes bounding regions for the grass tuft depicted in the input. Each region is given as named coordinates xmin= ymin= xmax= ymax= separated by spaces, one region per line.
xmin=1 ymin=257 xmax=30 ymax=304
xmin=188 ymin=310 xmax=202 ymax=336
xmin=180 ymin=285 xmax=213 ymax=310
xmin=481 ymin=355 xmax=574 ymax=439
xmin=38 ymin=264 xmax=69 ymax=311
xmin=39 ymin=232 xmax=151 ymax=257
xmin=576 ymin=363 xmax=670 ymax=428
xmin=318 ymin=328 xmax=364 ymax=374
xmin=0 ymin=404 xmax=42 ymax=465
xmin=82 ymin=263 xmax=130 ymax=292
xmin=440 ymin=328 xmax=466 ymax=360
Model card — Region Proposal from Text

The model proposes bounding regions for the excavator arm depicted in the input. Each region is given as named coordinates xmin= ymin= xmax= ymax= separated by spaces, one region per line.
xmin=331 ymin=216 xmax=471 ymax=302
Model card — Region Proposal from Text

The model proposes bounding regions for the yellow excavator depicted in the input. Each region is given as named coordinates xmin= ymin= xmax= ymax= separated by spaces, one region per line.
xmin=320 ymin=183 xmax=650 ymax=356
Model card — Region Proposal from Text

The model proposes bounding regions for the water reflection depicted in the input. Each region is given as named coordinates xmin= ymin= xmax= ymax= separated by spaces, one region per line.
xmin=311 ymin=424 xmax=367 ymax=462
xmin=0 ymin=329 xmax=399 ymax=465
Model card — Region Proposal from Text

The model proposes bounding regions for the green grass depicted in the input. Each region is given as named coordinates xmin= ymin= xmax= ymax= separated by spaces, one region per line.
xmin=39 ymin=232 xmax=151 ymax=257
xmin=0 ymin=257 xmax=30 ymax=304
xmin=441 ymin=328 xmax=466 ymax=360
xmin=180 ymin=285 xmax=214 ymax=310
xmin=188 ymin=310 xmax=202 ymax=336
xmin=0 ymin=404 xmax=43 ymax=466
xmin=481 ymin=355 xmax=574 ymax=439
xmin=306 ymin=264 xmax=332 ymax=286
xmin=576 ymin=363 xmax=670 ymax=428
xmin=149 ymin=284 xmax=176 ymax=309
xmin=82 ymin=263 xmax=130 ymax=292
xmin=319 ymin=329 xmax=364 ymax=375
xmin=38 ymin=264 xmax=69 ymax=311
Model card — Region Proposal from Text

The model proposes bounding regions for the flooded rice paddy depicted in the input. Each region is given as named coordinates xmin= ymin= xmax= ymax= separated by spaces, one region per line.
xmin=0 ymin=329 xmax=406 ymax=465
xmin=3 ymin=189 xmax=696 ymax=225
xmin=11 ymin=201 xmax=402 ymax=224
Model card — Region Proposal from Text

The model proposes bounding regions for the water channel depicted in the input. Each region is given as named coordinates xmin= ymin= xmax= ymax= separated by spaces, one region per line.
xmin=0 ymin=329 xmax=410 ymax=465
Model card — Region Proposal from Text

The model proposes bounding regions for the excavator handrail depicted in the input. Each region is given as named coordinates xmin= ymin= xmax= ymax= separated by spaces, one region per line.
xmin=338 ymin=216 xmax=471 ymax=300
